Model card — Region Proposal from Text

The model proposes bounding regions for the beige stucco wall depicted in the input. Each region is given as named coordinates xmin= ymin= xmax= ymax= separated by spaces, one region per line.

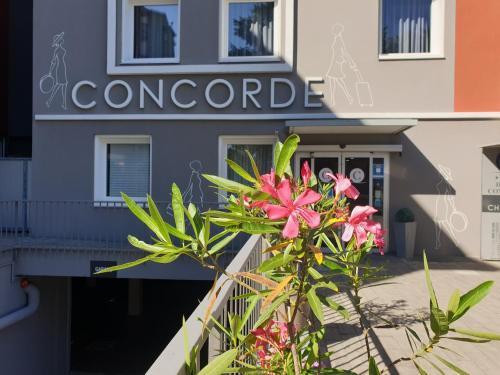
xmin=392 ymin=120 xmax=500 ymax=258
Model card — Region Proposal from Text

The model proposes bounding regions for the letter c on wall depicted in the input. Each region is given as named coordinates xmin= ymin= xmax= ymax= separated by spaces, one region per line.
xmin=72 ymin=80 xmax=97 ymax=109
xmin=171 ymin=79 xmax=197 ymax=109
xmin=205 ymin=79 xmax=235 ymax=109
xmin=104 ymin=80 xmax=133 ymax=109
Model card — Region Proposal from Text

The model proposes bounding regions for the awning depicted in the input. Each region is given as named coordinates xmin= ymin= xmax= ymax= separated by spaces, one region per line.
xmin=286 ymin=119 xmax=417 ymax=134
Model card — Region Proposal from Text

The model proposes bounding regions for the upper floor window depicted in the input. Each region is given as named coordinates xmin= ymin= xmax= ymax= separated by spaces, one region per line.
xmin=122 ymin=0 xmax=180 ymax=64
xmin=380 ymin=0 xmax=445 ymax=60
xmin=220 ymin=0 xmax=281 ymax=62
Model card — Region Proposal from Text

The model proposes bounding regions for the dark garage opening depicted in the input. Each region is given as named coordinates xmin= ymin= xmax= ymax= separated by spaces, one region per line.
xmin=70 ymin=278 xmax=211 ymax=375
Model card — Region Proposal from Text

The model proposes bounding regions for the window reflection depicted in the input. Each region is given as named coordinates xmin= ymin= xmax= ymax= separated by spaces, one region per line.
xmin=228 ymin=2 xmax=274 ymax=57
xmin=134 ymin=4 xmax=178 ymax=59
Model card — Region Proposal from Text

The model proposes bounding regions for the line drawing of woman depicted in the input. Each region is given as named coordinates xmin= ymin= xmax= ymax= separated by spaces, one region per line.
xmin=434 ymin=165 xmax=468 ymax=249
xmin=326 ymin=23 xmax=356 ymax=106
xmin=41 ymin=32 xmax=68 ymax=109
xmin=166 ymin=160 xmax=205 ymax=217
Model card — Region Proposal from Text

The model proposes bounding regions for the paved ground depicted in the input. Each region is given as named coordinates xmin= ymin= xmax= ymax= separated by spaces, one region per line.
xmin=323 ymin=255 xmax=500 ymax=374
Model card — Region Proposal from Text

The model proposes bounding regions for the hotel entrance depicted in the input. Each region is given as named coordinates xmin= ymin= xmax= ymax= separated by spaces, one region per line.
xmin=295 ymin=151 xmax=390 ymax=249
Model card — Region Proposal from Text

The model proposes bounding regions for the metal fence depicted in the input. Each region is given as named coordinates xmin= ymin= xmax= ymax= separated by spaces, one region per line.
xmin=0 ymin=200 xmax=247 ymax=252
xmin=146 ymin=234 xmax=265 ymax=375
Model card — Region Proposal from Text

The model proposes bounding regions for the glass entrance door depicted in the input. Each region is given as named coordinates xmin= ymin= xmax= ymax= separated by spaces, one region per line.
xmin=295 ymin=151 xmax=389 ymax=251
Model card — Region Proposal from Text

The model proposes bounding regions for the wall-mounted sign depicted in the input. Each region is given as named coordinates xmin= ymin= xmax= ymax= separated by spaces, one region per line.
xmin=318 ymin=168 xmax=333 ymax=183
xmin=349 ymin=168 xmax=365 ymax=183
xmin=481 ymin=149 xmax=500 ymax=260
xmin=90 ymin=260 xmax=117 ymax=278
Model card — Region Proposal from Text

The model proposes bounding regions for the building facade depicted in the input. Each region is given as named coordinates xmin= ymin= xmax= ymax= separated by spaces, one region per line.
xmin=1 ymin=0 xmax=500 ymax=374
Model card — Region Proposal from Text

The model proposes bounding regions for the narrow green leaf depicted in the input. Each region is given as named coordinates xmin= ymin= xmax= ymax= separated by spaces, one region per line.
xmin=275 ymin=134 xmax=300 ymax=177
xmin=208 ymin=232 xmax=238 ymax=255
xmin=147 ymin=195 xmax=172 ymax=244
xmin=273 ymin=141 xmax=283 ymax=170
xmin=423 ymin=251 xmax=439 ymax=308
xmin=432 ymin=353 xmax=469 ymax=375
xmin=240 ymin=295 xmax=259 ymax=334
xmin=127 ymin=235 xmax=173 ymax=253
xmin=430 ymin=305 xmax=449 ymax=336
xmin=450 ymin=281 xmax=494 ymax=322
xmin=95 ymin=251 xmax=168 ymax=274
xmin=121 ymin=193 xmax=166 ymax=242
xmin=318 ymin=295 xmax=349 ymax=320
xmin=198 ymin=348 xmax=238 ymax=375
xmin=226 ymin=158 xmax=256 ymax=183
xmin=244 ymin=149 xmax=262 ymax=182
xmin=306 ymin=288 xmax=324 ymax=324
xmin=203 ymin=174 xmax=254 ymax=194
xmin=412 ymin=360 xmax=429 ymax=375
xmin=182 ymin=317 xmax=190 ymax=367
xmin=253 ymin=292 xmax=291 ymax=329
xmin=450 ymin=327 xmax=500 ymax=340
xmin=447 ymin=289 xmax=461 ymax=320
xmin=172 ymin=183 xmax=186 ymax=234
xmin=419 ymin=356 xmax=445 ymax=375
xmin=240 ymin=222 xmax=281 ymax=234
xmin=368 ymin=357 xmax=381 ymax=375
xmin=257 ymin=253 xmax=295 ymax=273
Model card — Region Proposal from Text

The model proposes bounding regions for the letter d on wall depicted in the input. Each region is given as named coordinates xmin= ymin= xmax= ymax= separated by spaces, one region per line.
xmin=271 ymin=78 xmax=296 ymax=108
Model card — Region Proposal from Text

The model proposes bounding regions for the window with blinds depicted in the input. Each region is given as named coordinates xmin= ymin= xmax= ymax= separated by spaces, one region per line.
xmin=227 ymin=144 xmax=273 ymax=185
xmin=106 ymin=144 xmax=150 ymax=197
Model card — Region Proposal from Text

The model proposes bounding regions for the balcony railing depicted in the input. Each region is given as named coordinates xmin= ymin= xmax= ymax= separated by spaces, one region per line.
xmin=0 ymin=200 xmax=245 ymax=252
xmin=147 ymin=234 xmax=265 ymax=375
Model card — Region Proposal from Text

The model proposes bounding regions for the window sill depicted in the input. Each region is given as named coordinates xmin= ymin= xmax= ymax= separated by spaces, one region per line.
xmin=378 ymin=53 xmax=445 ymax=61
xmin=218 ymin=56 xmax=282 ymax=63
xmin=121 ymin=57 xmax=180 ymax=65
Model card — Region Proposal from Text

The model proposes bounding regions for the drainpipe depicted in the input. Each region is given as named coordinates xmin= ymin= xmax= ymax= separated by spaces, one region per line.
xmin=0 ymin=279 xmax=40 ymax=330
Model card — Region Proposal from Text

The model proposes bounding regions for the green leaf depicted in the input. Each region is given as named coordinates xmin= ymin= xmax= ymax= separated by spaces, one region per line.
xmin=430 ymin=305 xmax=449 ymax=336
xmin=257 ymin=253 xmax=295 ymax=273
xmin=273 ymin=141 xmax=283 ymax=170
xmin=172 ymin=183 xmax=186 ymax=234
xmin=239 ymin=222 xmax=281 ymax=234
xmin=306 ymin=288 xmax=324 ymax=324
xmin=318 ymin=295 xmax=349 ymax=320
xmin=182 ymin=317 xmax=190 ymax=368
xmin=198 ymin=348 xmax=238 ymax=375
xmin=208 ymin=232 xmax=238 ymax=255
xmin=275 ymin=134 xmax=300 ymax=177
xmin=313 ymin=281 xmax=339 ymax=293
xmin=450 ymin=327 xmax=500 ymax=340
xmin=226 ymin=158 xmax=256 ymax=183
xmin=240 ymin=295 xmax=259 ymax=334
xmin=447 ymin=289 xmax=461 ymax=320
xmin=127 ymin=235 xmax=172 ymax=253
xmin=368 ymin=357 xmax=381 ymax=375
xmin=244 ymin=149 xmax=262 ymax=182
xmin=412 ymin=360 xmax=429 ymax=375
xmin=419 ymin=356 xmax=445 ymax=375
xmin=423 ymin=251 xmax=439 ymax=308
xmin=121 ymin=193 xmax=167 ymax=242
xmin=432 ymin=353 xmax=469 ymax=375
xmin=94 ymin=250 xmax=170 ymax=274
xmin=450 ymin=281 xmax=494 ymax=322
xmin=146 ymin=195 xmax=172 ymax=244
xmin=203 ymin=174 xmax=254 ymax=194
xmin=253 ymin=292 xmax=291 ymax=329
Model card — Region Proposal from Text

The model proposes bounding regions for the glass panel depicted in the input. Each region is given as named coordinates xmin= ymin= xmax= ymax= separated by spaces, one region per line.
xmin=313 ymin=157 xmax=340 ymax=197
xmin=228 ymin=2 xmax=274 ymax=57
xmin=372 ymin=158 xmax=385 ymax=218
xmin=382 ymin=0 xmax=432 ymax=54
xmin=107 ymin=144 xmax=150 ymax=197
xmin=134 ymin=4 xmax=178 ymax=58
xmin=344 ymin=157 xmax=370 ymax=206
xmin=227 ymin=144 xmax=273 ymax=185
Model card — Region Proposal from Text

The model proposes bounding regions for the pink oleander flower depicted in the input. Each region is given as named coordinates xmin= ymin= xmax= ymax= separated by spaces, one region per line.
xmin=325 ymin=173 xmax=360 ymax=200
xmin=251 ymin=320 xmax=289 ymax=368
xmin=342 ymin=205 xmax=381 ymax=248
xmin=374 ymin=227 xmax=386 ymax=255
xmin=260 ymin=169 xmax=279 ymax=199
xmin=263 ymin=179 xmax=322 ymax=239
xmin=301 ymin=160 xmax=312 ymax=187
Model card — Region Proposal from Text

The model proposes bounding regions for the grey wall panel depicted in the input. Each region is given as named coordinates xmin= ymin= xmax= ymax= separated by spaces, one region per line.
xmin=0 ymin=277 xmax=70 ymax=375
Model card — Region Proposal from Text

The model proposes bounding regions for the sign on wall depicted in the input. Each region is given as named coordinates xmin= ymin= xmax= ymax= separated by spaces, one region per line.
xmin=90 ymin=260 xmax=117 ymax=278
xmin=481 ymin=148 xmax=500 ymax=260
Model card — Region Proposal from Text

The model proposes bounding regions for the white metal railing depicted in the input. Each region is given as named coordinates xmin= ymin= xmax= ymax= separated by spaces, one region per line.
xmin=147 ymin=234 xmax=265 ymax=375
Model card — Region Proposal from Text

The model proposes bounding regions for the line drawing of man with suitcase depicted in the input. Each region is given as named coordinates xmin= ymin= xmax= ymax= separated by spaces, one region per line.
xmin=326 ymin=23 xmax=373 ymax=107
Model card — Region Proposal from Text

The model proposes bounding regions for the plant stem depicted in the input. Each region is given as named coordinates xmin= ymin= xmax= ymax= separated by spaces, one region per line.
xmin=353 ymin=265 xmax=371 ymax=361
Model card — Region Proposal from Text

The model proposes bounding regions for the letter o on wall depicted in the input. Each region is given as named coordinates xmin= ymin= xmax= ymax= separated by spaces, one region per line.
xmin=205 ymin=79 xmax=235 ymax=109
xmin=104 ymin=80 xmax=133 ymax=109
xmin=71 ymin=80 xmax=97 ymax=109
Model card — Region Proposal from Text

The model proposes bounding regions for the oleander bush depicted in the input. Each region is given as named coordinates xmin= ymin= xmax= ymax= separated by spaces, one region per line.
xmin=100 ymin=135 xmax=500 ymax=374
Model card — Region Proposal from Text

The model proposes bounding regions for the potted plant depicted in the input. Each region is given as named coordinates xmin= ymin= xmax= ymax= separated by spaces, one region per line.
xmin=394 ymin=207 xmax=417 ymax=259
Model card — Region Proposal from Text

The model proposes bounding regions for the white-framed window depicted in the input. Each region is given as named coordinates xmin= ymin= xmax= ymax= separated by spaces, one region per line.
xmin=122 ymin=0 xmax=180 ymax=64
xmin=94 ymin=135 xmax=152 ymax=203
xmin=219 ymin=136 xmax=276 ymax=189
xmin=219 ymin=0 xmax=281 ymax=62
xmin=379 ymin=0 xmax=445 ymax=60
